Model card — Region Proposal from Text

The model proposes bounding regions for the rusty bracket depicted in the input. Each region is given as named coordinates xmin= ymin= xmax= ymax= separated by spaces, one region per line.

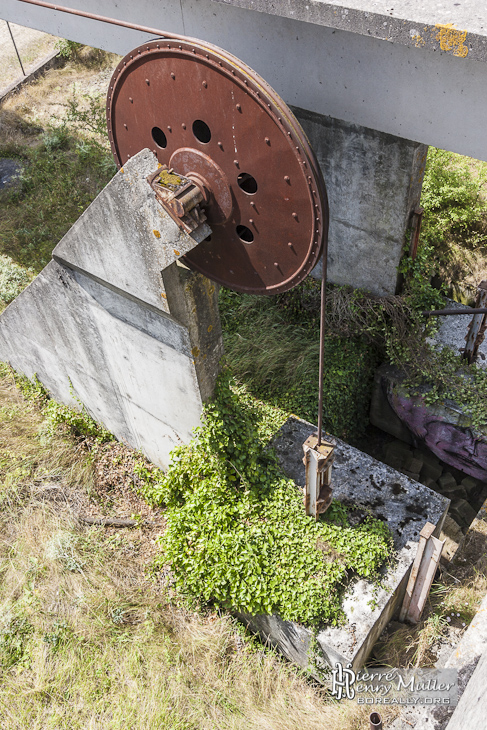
xmin=409 ymin=206 xmax=424 ymax=261
xmin=147 ymin=166 xmax=208 ymax=235
xmin=463 ymin=280 xmax=487 ymax=365
xmin=302 ymin=432 xmax=334 ymax=519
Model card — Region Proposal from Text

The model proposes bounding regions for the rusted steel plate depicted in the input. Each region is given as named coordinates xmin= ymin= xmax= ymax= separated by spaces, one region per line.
xmin=107 ymin=39 xmax=328 ymax=295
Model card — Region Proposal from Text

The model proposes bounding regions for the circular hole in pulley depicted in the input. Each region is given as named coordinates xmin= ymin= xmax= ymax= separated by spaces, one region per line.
xmin=192 ymin=119 xmax=211 ymax=144
xmin=236 ymin=225 xmax=254 ymax=243
xmin=237 ymin=172 xmax=258 ymax=195
xmin=151 ymin=126 xmax=167 ymax=148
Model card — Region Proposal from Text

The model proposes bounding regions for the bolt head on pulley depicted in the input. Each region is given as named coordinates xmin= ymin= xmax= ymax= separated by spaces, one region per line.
xmin=107 ymin=38 xmax=328 ymax=295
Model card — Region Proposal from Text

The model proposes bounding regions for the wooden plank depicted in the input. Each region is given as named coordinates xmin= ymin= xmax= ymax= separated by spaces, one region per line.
xmin=399 ymin=522 xmax=435 ymax=622
xmin=406 ymin=534 xmax=445 ymax=624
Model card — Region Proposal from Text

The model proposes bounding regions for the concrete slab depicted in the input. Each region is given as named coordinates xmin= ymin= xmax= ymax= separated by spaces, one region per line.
xmin=213 ymin=0 xmax=487 ymax=62
xmin=238 ymin=416 xmax=449 ymax=674
xmin=295 ymin=108 xmax=426 ymax=294
xmin=3 ymin=0 xmax=487 ymax=161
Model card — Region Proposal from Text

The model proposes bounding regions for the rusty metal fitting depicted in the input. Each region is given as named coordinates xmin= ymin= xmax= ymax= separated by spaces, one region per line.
xmin=302 ymin=432 xmax=334 ymax=519
xmin=147 ymin=167 xmax=207 ymax=234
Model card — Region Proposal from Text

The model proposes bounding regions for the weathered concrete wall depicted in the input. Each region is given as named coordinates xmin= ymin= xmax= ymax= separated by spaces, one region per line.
xmin=294 ymin=108 xmax=427 ymax=294
xmin=0 ymin=149 xmax=223 ymax=468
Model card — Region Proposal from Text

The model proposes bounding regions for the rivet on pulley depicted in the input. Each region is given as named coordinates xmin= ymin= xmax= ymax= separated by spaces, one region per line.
xmin=145 ymin=79 xmax=150 ymax=85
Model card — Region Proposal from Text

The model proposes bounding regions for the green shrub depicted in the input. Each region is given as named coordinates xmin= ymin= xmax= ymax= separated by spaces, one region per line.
xmin=55 ymin=39 xmax=84 ymax=59
xmin=0 ymin=616 xmax=33 ymax=670
xmin=144 ymin=373 xmax=393 ymax=627
xmin=421 ymin=148 xmax=487 ymax=251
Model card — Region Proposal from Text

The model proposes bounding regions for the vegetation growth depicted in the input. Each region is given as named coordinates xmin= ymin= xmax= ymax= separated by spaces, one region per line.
xmin=138 ymin=373 xmax=393 ymax=625
xmin=420 ymin=147 xmax=487 ymax=303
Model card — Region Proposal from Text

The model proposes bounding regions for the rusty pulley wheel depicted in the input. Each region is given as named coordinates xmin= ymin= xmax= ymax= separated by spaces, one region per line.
xmin=107 ymin=38 xmax=328 ymax=295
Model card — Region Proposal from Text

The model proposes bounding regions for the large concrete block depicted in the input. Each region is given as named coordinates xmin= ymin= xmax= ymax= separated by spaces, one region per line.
xmin=0 ymin=150 xmax=222 ymax=469
xmin=238 ymin=416 xmax=448 ymax=674
xmin=294 ymin=108 xmax=427 ymax=295
xmin=52 ymin=148 xmax=210 ymax=315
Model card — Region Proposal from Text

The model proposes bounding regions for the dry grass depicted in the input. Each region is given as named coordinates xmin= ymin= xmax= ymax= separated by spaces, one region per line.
xmin=0 ymin=366 xmax=401 ymax=729
xmin=0 ymin=47 xmax=119 ymax=147
xmin=0 ymin=22 xmax=57 ymax=92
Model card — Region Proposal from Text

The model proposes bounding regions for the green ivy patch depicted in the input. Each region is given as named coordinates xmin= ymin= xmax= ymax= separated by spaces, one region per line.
xmin=140 ymin=373 xmax=393 ymax=627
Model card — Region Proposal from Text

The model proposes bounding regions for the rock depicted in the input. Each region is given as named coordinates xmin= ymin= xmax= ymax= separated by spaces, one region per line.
xmin=441 ymin=514 xmax=464 ymax=541
xmin=375 ymin=364 xmax=487 ymax=483
xmin=415 ymin=448 xmax=441 ymax=470
xmin=385 ymin=454 xmax=407 ymax=472
xmin=478 ymin=485 xmax=487 ymax=505
xmin=370 ymin=372 xmax=415 ymax=444
xmin=408 ymin=457 xmax=424 ymax=475
xmin=384 ymin=439 xmax=412 ymax=462
xmin=441 ymin=486 xmax=468 ymax=503
xmin=421 ymin=461 xmax=443 ymax=483
xmin=438 ymin=472 xmax=457 ymax=491
xmin=420 ymin=476 xmax=435 ymax=488
xmin=461 ymin=476 xmax=480 ymax=498
xmin=0 ymin=159 xmax=22 ymax=196
xmin=451 ymin=499 xmax=477 ymax=528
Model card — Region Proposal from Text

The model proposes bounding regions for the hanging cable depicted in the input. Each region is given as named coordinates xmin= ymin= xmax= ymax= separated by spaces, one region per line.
xmin=6 ymin=21 xmax=26 ymax=76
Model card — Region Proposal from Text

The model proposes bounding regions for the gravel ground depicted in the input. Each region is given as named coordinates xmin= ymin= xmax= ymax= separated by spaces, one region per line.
xmin=0 ymin=20 xmax=57 ymax=92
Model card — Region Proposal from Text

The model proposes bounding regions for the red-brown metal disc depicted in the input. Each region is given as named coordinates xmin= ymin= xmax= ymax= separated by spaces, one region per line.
xmin=107 ymin=38 xmax=328 ymax=295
